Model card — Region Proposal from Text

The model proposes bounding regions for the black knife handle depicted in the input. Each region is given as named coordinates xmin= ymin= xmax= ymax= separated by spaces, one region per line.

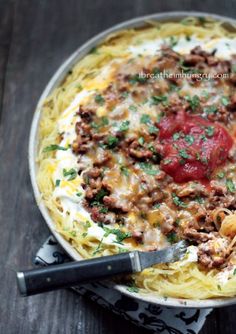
xmin=17 ymin=252 xmax=135 ymax=296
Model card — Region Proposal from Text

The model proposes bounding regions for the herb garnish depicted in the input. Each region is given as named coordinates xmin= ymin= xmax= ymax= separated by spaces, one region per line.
xmin=204 ymin=105 xmax=218 ymax=114
xmin=106 ymin=136 xmax=119 ymax=148
xmin=103 ymin=227 xmax=132 ymax=243
xmin=55 ymin=179 xmax=61 ymax=187
xmin=120 ymin=165 xmax=129 ymax=177
xmin=43 ymin=144 xmax=68 ymax=152
xmin=140 ymin=114 xmax=151 ymax=124
xmin=169 ymin=36 xmax=178 ymax=48
xmin=63 ymin=168 xmax=77 ymax=181
xmin=148 ymin=125 xmax=158 ymax=134
xmin=138 ymin=137 xmax=145 ymax=145
xmin=205 ymin=126 xmax=215 ymax=137
xmin=179 ymin=149 xmax=190 ymax=159
xmin=127 ymin=286 xmax=139 ymax=293
xmin=226 ymin=179 xmax=236 ymax=193
xmin=167 ymin=232 xmax=178 ymax=244
xmin=91 ymin=116 xmax=109 ymax=129
xmin=185 ymin=134 xmax=195 ymax=145
xmin=139 ymin=162 xmax=159 ymax=175
xmin=129 ymin=105 xmax=137 ymax=112
xmin=151 ymin=95 xmax=168 ymax=106
xmin=185 ymin=95 xmax=200 ymax=111
xmin=173 ymin=132 xmax=181 ymax=141
xmin=221 ymin=96 xmax=229 ymax=106
xmin=94 ymin=94 xmax=105 ymax=105
xmin=119 ymin=120 xmax=130 ymax=132
xmin=217 ymin=171 xmax=225 ymax=179
xmin=129 ymin=74 xmax=148 ymax=84
xmin=172 ymin=193 xmax=187 ymax=207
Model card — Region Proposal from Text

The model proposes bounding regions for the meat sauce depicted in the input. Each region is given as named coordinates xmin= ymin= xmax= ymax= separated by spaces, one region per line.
xmin=158 ymin=110 xmax=234 ymax=182
xmin=70 ymin=45 xmax=236 ymax=269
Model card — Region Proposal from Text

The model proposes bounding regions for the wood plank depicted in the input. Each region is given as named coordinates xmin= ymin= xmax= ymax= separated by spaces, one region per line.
xmin=0 ymin=0 xmax=236 ymax=333
xmin=0 ymin=1 xmax=13 ymax=123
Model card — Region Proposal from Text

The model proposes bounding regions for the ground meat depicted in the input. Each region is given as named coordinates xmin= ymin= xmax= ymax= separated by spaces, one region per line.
xmin=103 ymin=195 xmax=131 ymax=212
xmin=190 ymin=46 xmax=212 ymax=58
xmin=183 ymin=228 xmax=214 ymax=243
xmin=72 ymin=121 xmax=93 ymax=153
xmin=198 ymin=238 xmax=229 ymax=268
xmin=70 ymin=43 xmax=236 ymax=266
xmin=77 ymin=106 xmax=94 ymax=123
xmin=93 ymin=149 xmax=111 ymax=166
xmin=183 ymin=54 xmax=205 ymax=66
xmin=227 ymin=93 xmax=236 ymax=111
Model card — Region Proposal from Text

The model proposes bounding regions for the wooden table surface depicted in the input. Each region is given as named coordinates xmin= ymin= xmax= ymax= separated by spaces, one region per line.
xmin=0 ymin=0 xmax=236 ymax=333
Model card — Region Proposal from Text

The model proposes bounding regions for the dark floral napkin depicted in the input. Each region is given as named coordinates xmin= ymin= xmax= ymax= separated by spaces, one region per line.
xmin=35 ymin=236 xmax=212 ymax=334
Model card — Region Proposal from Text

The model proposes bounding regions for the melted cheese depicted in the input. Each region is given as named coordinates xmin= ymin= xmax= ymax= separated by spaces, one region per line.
xmin=52 ymin=36 xmax=236 ymax=255
xmin=128 ymin=36 xmax=236 ymax=59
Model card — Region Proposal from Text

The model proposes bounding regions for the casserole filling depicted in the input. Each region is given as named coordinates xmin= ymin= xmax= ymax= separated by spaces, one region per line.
xmin=38 ymin=19 xmax=236 ymax=298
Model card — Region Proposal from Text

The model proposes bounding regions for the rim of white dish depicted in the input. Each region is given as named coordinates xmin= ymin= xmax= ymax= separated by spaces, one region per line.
xmin=29 ymin=11 xmax=236 ymax=308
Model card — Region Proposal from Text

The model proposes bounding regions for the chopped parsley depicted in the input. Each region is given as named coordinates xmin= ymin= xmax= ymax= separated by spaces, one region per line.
xmin=195 ymin=196 xmax=204 ymax=204
xmin=89 ymin=47 xmax=98 ymax=54
xmin=173 ymin=132 xmax=181 ymax=141
xmin=202 ymin=90 xmax=209 ymax=99
xmin=43 ymin=144 xmax=68 ymax=152
xmin=179 ymin=149 xmax=190 ymax=159
xmin=185 ymin=134 xmax=195 ymax=145
xmin=169 ymin=36 xmax=178 ymax=48
xmin=205 ymin=126 xmax=215 ymax=137
xmin=99 ymin=207 xmax=108 ymax=214
xmin=217 ymin=171 xmax=225 ymax=179
xmin=129 ymin=74 xmax=148 ymax=84
xmin=94 ymin=94 xmax=105 ymax=105
xmin=91 ymin=116 xmax=109 ymax=129
xmin=139 ymin=162 xmax=159 ymax=175
xmin=226 ymin=179 xmax=236 ymax=193
xmin=121 ymin=91 xmax=129 ymax=98
xmin=151 ymin=95 xmax=168 ymax=106
xmin=119 ymin=120 xmax=130 ymax=132
xmin=103 ymin=227 xmax=132 ymax=243
xmin=172 ymin=193 xmax=187 ymax=208
xmin=185 ymin=95 xmax=200 ymax=111
xmin=76 ymin=192 xmax=82 ymax=197
xmin=55 ymin=179 xmax=61 ymax=187
xmin=140 ymin=114 xmax=151 ymax=124
xmin=120 ymin=165 xmax=129 ymax=177
xmin=94 ymin=189 xmax=109 ymax=202
xmin=204 ymin=105 xmax=218 ymax=114
xmin=127 ymin=286 xmax=139 ymax=293
xmin=148 ymin=125 xmax=158 ymax=134
xmin=221 ymin=96 xmax=229 ymax=106
xmin=129 ymin=105 xmax=137 ymax=112
xmin=63 ymin=168 xmax=77 ymax=181
xmin=167 ymin=232 xmax=178 ymax=244
xmin=163 ymin=158 xmax=172 ymax=165
xmin=138 ymin=137 xmax=145 ymax=145
xmin=106 ymin=135 xmax=119 ymax=148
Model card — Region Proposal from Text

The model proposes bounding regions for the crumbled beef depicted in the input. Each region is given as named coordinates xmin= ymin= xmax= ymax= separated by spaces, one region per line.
xmin=198 ymin=238 xmax=229 ymax=268
xmin=77 ymin=106 xmax=94 ymax=123
xmin=183 ymin=54 xmax=205 ymax=66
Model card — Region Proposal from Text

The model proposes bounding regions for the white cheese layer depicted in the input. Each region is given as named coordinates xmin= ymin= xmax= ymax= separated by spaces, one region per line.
xmin=128 ymin=36 xmax=236 ymax=59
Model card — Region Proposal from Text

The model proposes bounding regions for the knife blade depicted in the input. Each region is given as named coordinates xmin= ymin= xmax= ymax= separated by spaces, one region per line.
xmin=17 ymin=240 xmax=188 ymax=296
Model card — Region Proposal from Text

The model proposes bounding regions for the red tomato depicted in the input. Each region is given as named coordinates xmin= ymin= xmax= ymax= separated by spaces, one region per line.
xmin=158 ymin=110 xmax=233 ymax=183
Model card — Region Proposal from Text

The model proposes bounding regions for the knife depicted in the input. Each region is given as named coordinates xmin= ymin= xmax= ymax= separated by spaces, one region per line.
xmin=16 ymin=240 xmax=188 ymax=296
